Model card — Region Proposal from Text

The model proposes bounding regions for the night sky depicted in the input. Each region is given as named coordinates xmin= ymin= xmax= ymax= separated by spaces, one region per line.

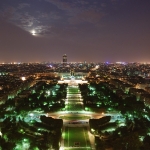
xmin=0 ymin=0 xmax=150 ymax=63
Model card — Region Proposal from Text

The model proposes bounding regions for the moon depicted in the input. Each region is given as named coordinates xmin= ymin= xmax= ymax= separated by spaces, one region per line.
xmin=31 ymin=30 xmax=36 ymax=36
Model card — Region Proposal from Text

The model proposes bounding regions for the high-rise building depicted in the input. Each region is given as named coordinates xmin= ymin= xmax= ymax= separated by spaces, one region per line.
xmin=63 ymin=54 xmax=67 ymax=63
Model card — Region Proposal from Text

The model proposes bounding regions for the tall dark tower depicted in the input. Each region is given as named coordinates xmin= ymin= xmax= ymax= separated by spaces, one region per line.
xmin=63 ymin=54 xmax=67 ymax=64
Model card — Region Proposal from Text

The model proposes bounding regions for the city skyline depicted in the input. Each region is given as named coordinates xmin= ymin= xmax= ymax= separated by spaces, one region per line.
xmin=0 ymin=0 xmax=150 ymax=63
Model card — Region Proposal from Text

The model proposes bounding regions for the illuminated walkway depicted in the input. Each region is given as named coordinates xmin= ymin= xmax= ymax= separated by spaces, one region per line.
xmin=65 ymin=86 xmax=83 ymax=112
xmin=61 ymin=85 xmax=95 ymax=150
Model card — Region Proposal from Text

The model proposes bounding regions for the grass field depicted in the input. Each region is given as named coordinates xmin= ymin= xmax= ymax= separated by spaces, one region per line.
xmin=66 ymin=104 xmax=83 ymax=111
xmin=62 ymin=86 xmax=93 ymax=150
xmin=59 ymin=115 xmax=90 ymax=120
xmin=64 ymin=127 xmax=91 ymax=150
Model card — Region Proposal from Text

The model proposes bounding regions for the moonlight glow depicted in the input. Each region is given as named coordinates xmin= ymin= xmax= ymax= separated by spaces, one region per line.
xmin=31 ymin=30 xmax=36 ymax=36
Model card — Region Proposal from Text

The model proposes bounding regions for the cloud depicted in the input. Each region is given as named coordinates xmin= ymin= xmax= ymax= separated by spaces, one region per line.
xmin=0 ymin=4 xmax=35 ymax=30
xmin=10 ymin=11 xmax=40 ymax=31
xmin=44 ymin=0 xmax=90 ymax=16
xmin=33 ymin=25 xmax=52 ymax=35
xmin=40 ymin=11 xmax=61 ymax=20
xmin=69 ymin=10 xmax=105 ymax=25
xmin=0 ymin=6 xmax=16 ymax=20
xmin=44 ymin=0 xmax=106 ymax=25
xmin=18 ymin=3 xmax=30 ymax=9
xmin=45 ymin=0 xmax=72 ymax=10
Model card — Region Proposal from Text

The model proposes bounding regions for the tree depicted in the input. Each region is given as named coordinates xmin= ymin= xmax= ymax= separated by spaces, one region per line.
xmin=142 ymin=135 xmax=150 ymax=150
xmin=111 ymin=132 xmax=142 ymax=150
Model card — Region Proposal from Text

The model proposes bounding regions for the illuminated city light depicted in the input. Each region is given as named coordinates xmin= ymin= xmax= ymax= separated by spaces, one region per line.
xmin=29 ymin=113 xmax=34 ymax=117
xmin=21 ymin=77 xmax=26 ymax=81
xmin=0 ymin=131 xmax=2 ymax=137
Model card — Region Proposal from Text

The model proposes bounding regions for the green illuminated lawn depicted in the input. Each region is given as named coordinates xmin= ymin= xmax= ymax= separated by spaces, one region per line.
xmin=59 ymin=115 xmax=90 ymax=120
xmin=64 ymin=127 xmax=91 ymax=149
xmin=66 ymin=104 xmax=83 ymax=111
xmin=63 ymin=86 xmax=92 ymax=149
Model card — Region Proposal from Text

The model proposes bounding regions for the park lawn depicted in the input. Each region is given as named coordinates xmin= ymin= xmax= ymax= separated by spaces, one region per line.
xmin=68 ymin=90 xmax=79 ymax=94
xmin=59 ymin=115 xmax=90 ymax=120
xmin=67 ymin=104 xmax=83 ymax=111
xmin=64 ymin=127 xmax=91 ymax=148
xmin=68 ymin=88 xmax=79 ymax=94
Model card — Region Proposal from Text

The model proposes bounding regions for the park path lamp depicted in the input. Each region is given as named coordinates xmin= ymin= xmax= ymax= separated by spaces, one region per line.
xmin=91 ymin=128 xmax=96 ymax=135
xmin=22 ymin=138 xmax=30 ymax=150
xmin=0 ymin=130 xmax=2 ymax=137
xmin=91 ymin=128 xmax=95 ymax=132
xmin=29 ymin=113 xmax=34 ymax=120
xmin=21 ymin=77 xmax=26 ymax=81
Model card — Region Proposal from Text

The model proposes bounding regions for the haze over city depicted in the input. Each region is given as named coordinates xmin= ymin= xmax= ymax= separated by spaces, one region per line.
xmin=0 ymin=0 xmax=150 ymax=63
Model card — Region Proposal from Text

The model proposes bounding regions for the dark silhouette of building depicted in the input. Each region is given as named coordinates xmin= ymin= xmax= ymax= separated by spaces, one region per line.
xmin=63 ymin=54 xmax=67 ymax=64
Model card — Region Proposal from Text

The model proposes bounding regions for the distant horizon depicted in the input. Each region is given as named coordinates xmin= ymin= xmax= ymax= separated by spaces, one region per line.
xmin=1 ymin=60 xmax=150 ymax=64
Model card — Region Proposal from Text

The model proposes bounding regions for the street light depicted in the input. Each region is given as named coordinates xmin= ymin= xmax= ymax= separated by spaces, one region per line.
xmin=0 ymin=131 xmax=2 ymax=137
xmin=21 ymin=77 xmax=26 ymax=81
